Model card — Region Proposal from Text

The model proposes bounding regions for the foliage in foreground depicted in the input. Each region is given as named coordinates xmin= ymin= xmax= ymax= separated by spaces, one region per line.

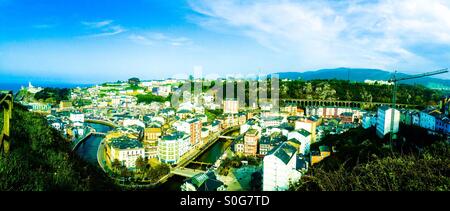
xmin=110 ymin=157 xmax=170 ymax=183
xmin=218 ymin=155 xmax=261 ymax=176
xmin=290 ymin=127 xmax=450 ymax=191
xmin=0 ymin=104 xmax=116 ymax=191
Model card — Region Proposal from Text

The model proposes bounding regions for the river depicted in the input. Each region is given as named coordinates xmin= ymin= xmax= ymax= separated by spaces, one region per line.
xmin=75 ymin=123 xmax=113 ymax=165
xmin=156 ymin=129 xmax=239 ymax=191
xmin=74 ymin=123 xmax=238 ymax=191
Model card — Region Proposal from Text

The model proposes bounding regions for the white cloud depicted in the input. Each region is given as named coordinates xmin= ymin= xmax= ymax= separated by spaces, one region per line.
xmin=32 ymin=23 xmax=58 ymax=29
xmin=81 ymin=20 xmax=126 ymax=37
xmin=128 ymin=32 xmax=192 ymax=47
xmin=128 ymin=34 xmax=154 ymax=46
xmin=189 ymin=0 xmax=450 ymax=72
xmin=81 ymin=20 xmax=114 ymax=28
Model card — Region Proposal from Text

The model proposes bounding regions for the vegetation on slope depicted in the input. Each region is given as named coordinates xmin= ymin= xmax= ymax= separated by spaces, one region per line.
xmin=0 ymin=104 xmax=116 ymax=191
xmin=290 ymin=126 xmax=450 ymax=191
xmin=136 ymin=93 xmax=170 ymax=104
xmin=200 ymin=79 xmax=442 ymax=107
xmin=34 ymin=87 xmax=70 ymax=104
xmin=280 ymin=79 xmax=442 ymax=106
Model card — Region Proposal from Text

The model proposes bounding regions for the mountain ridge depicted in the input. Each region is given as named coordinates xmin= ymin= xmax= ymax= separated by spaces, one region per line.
xmin=274 ymin=68 xmax=450 ymax=89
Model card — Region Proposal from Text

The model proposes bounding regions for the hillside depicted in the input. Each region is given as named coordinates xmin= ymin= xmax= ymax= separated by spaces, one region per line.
xmin=275 ymin=68 xmax=450 ymax=90
xmin=290 ymin=126 xmax=450 ymax=191
xmin=0 ymin=104 xmax=116 ymax=191
xmin=280 ymin=79 xmax=441 ymax=107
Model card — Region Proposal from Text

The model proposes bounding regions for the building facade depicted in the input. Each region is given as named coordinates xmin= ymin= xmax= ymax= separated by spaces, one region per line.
xmin=376 ymin=106 xmax=400 ymax=138
xmin=188 ymin=118 xmax=202 ymax=147
xmin=263 ymin=142 xmax=302 ymax=191
xmin=244 ymin=129 xmax=260 ymax=156
xmin=158 ymin=132 xmax=190 ymax=164
xmin=107 ymin=136 xmax=145 ymax=168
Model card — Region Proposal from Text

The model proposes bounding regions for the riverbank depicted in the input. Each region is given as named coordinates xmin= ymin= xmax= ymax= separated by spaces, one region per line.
xmin=85 ymin=119 xmax=118 ymax=128
xmin=86 ymin=125 xmax=240 ymax=190
xmin=75 ymin=122 xmax=113 ymax=166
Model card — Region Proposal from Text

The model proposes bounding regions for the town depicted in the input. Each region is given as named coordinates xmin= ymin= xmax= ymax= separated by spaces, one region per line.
xmin=15 ymin=77 xmax=450 ymax=191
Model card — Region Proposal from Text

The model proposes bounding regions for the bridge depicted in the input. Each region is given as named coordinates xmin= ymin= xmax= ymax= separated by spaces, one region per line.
xmin=72 ymin=130 xmax=106 ymax=151
xmin=71 ymin=119 xmax=114 ymax=151
xmin=92 ymin=132 xmax=106 ymax=136
xmin=282 ymin=98 xmax=415 ymax=108
xmin=167 ymin=126 xmax=239 ymax=179
xmin=175 ymin=125 xmax=239 ymax=168
xmin=0 ymin=91 xmax=13 ymax=156
xmin=219 ymin=135 xmax=235 ymax=140
xmin=171 ymin=167 xmax=206 ymax=178
xmin=190 ymin=161 xmax=214 ymax=167
xmin=85 ymin=119 xmax=118 ymax=128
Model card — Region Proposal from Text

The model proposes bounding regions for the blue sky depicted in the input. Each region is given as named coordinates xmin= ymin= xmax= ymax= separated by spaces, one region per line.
xmin=1 ymin=0 xmax=450 ymax=84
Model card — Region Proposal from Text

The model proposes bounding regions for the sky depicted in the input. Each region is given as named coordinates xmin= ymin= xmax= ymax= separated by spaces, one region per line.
xmin=1 ymin=0 xmax=450 ymax=84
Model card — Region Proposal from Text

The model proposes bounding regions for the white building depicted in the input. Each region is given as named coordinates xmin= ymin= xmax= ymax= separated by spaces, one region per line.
xmin=287 ymin=129 xmax=311 ymax=154
xmin=306 ymin=106 xmax=364 ymax=119
xmin=223 ymin=98 xmax=239 ymax=114
xmin=260 ymin=102 xmax=273 ymax=112
xmin=158 ymin=132 xmax=191 ymax=164
xmin=240 ymin=119 xmax=261 ymax=135
xmin=376 ymin=106 xmax=400 ymax=138
xmin=23 ymin=82 xmax=43 ymax=94
xmin=109 ymin=136 xmax=145 ymax=168
xmin=201 ymin=128 xmax=210 ymax=139
xmin=123 ymin=119 xmax=145 ymax=128
xmin=69 ymin=112 xmax=85 ymax=123
xmin=202 ymin=94 xmax=215 ymax=104
xmin=364 ymin=80 xmax=394 ymax=86
xmin=181 ymin=171 xmax=226 ymax=191
xmin=260 ymin=116 xmax=285 ymax=128
xmin=154 ymin=85 xmax=171 ymax=97
xmin=263 ymin=142 xmax=303 ymax=191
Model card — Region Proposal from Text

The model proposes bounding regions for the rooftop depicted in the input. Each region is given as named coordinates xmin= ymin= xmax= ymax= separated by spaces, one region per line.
xmin=161 ymin=131 xmax=188 ymax=141
xmin=246 ymin=129 xmax=259 ymax=136
xmin=185 ymin=171 xmax=224 ymax=191
xmin=187 ymin=118 xmax=200 ymax=124
xmin=109 ymin=136 xmax=143 ymax=150
xmin=267 ymin=142 xmax=297 ymax=165
xmin=297 ymin=128 xmax=311 ymax=137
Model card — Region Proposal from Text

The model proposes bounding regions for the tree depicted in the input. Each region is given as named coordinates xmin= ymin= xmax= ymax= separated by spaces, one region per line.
xmin=128 ymin=77 xmax=140 ymax=86
xmin=136 ymin=93 xmax=168 ymax=104
xmin=112 ymin=159 xmax=121 ymax=174
xmin=250 ymin=172 xmax=263 ymax=191
xmin=135 ymin=156 xmax=146 ymax=173
xmin=0 ymin=104 xmax=116 ymax=191
xmin=290 ymin=126 xmax=449 ymax=191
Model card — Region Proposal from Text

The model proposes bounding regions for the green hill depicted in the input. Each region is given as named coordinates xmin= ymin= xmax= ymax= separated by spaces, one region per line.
xmin=0 ymin=104 xmax=116 ymax=191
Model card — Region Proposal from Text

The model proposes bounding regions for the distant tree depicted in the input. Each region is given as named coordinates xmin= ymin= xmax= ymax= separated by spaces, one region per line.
xmin=128 ymin=77 xmax=140 ymax=86
xmin=136 ymin=93 xmax=168 ymax=104
xmin=34 ymin=87 xmax=70 ymax=104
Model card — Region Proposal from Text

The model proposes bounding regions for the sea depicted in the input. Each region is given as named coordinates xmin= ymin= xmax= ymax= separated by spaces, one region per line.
xmin=0 ymin=81 xmax=95 ymax=94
